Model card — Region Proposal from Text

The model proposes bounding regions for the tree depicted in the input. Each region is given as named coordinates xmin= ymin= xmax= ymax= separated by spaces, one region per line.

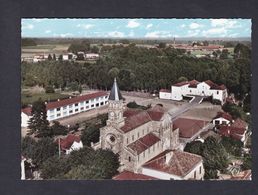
xmin=21 ymin=136 xmax=58 ymax=166
xmin=177 ymin=76 xmax=188 ymax=82
xmin=91 ymin=46 xmax=99 ymax=53
xmin=220 ymin=49 xmax=229 ymax=59
xmin=220 ymin=137 xmax=243 ymax=157
xmin=108 ymin=67 xmax=120 ymax=79
xmin=81 ymin=124 xmax=100 ymax=146
xmin=45 ymin=85 xmax=55 ymax=93
xmin=78 ymin=85 xmax=82 ymax=94
xmin=241 ymin=153 xmax=251 ymax=170
xmin=51 ymin=121 xmax=67 ymax=136
xmin=28 ymin=99 xmax=50 ymax=136
xmin=234 ymin=43 xmax=251 ymax=59
xmin=53 ymin=54 xmax=56 ymax=61
xmin=203 ymin=40 xmax=209 ymax=46
xmin=48 ymin=54 xmax=53 ymax=61
xmin=158 ymin=42 xmax=166 ymax=48
xmin=58 ymin=54 xmax=63 ymax=61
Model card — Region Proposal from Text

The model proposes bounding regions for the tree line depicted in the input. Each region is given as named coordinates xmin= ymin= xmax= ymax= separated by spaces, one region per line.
xmin=22 ymin=43 xmax=251 ymax=99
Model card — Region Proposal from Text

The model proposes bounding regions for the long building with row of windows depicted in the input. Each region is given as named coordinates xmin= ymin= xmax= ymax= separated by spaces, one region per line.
xmin=21 ymin=91 xmax=109 ymax=127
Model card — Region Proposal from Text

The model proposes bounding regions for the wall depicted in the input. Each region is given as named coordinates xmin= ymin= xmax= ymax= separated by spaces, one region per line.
xmin=159 ymin=92 xmax=172 ymax=100
xmin=47 ymin=95 xmax=108 ymax=121
xmin=21 ymin=112 xmax=31 ymax=127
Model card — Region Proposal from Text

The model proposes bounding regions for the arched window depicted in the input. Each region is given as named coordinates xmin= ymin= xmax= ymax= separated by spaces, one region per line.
xmin=128 ymin=156 xmax=131 ymax=162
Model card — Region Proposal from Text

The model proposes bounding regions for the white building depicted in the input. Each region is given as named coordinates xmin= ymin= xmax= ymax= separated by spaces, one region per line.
xmin=21 ymin=91 xmax=109 ymax=127
xmin=159 ymin=89 xmax=172 ymax=100
xmin=85 ymin=53 xmax=99 ymax=60
xmin=168 ymin=80 xmax=228 ymax=104
xmin=212 ymin=112 xmax=233 ymax=126
xmin=59 ymin=134 xmax=83 ymax=155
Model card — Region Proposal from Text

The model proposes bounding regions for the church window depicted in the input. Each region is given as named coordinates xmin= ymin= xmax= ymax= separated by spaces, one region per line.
xmin=217 ymin=91 xmax=219 ymax=95
xmin=194 ymin=171 xmax=196 ymax=179
xmin=137 ymin=132 xmax=139 ymax=138
xmin=143 ymin=151 xmax=145 ymax=158
xmin=128 ymin=156 xmax=131 ymax=162
xmin=132 ymin=135 xmax=134 ymax=141
xmin=109 ymin=135 xmax=115 ymax=143
xmin=199 ymin=166 xmax=202 ymax=174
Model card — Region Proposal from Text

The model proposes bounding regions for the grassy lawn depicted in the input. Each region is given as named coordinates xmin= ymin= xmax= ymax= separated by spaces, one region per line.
xmin=22 ymin=45 xmax=56 ymax=50
xmin=21 ymin=92 xmax=70 ymax=106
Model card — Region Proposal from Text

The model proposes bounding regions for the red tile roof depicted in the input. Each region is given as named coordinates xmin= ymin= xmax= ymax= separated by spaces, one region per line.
xmin=214 ymin=112 xmax=233 ymax=122
xmin=123 ymin=108 xmax=143 ymax=118
xmin=121 ymin=111 xmax=152 ymax=133
xmin=121 ymin=105 xmax=165 ymax=133
xmin=127 ymin=133 xmax=160 ymax=155
xmin=173 ymin=118 xmax=209 ymax=138
xmin=113 ymin=171 xmax=157 ymax=180
xmin=159 ymin=89 xmax=171 ymax=93
xmin=231 ymin=170 xmax=251 ymax=180
xmin=46 ymin=91 xmax=108 ymax=110
xmin=21 ymin=107 xmax=32 ymax=116
xmin=142 ymin=150 xmax=202 ymax=177
xmin=188 ymin=80 xmax=200 ymax=88
xmin=232 ymin=118 xmax=248 ymax=130
xmin=173 ymin=81 xmax=189 ymax=87
xmin=204 ymin=80 xmax=226 ymax=90
xmin=58 ymin=134 xmax=81 ymax=150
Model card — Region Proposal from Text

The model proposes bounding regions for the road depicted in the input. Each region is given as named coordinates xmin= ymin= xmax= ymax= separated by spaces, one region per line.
xmin=168 ymin=96 xmax=204 ymax=121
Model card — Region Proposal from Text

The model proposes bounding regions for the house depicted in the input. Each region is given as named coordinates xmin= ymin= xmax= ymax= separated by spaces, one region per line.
xmin=141 ymin=150 xmax=204 ymax=180
xmin=173 ymin=117 xmax=211 ymax=146
xmin=231 ymin=170 xmax=251 ymax=180
xmin=58 ymin=134 xmax=83 ymax=155
xmin=85 ymin=53 xmax=99 ymax=60
xmin=21 ymin=107 xmax=32 ymax=127
xmin=159 ymin=89 xmax=172 ymax=100
xmin=218 ymin=118 xmax=248 ymax=143
xmin=212 ymin=112 xmax=233 ymax=126
xmin=93 ymin=78 xmax=204 ymax=180
xmin=164 ymin=79 xmax=228 ymax=104
xmin=21 ymin=91 xmax=109 ymax=127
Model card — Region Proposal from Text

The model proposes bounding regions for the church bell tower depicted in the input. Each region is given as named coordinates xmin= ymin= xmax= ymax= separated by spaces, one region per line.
xmin=106 ymin=78 xmax=125 ymax=127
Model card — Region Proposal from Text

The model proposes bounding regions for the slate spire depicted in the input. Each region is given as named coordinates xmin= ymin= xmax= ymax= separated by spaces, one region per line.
xmin=109 ymin=78 xmax=123 ymax=101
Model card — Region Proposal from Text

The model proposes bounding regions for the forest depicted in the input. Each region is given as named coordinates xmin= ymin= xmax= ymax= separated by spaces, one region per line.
xmin=21 ymin=42 xmax=251 ymax=99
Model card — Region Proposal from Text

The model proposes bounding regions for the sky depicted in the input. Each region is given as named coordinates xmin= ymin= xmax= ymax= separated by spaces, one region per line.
xmin=21 ymin=18 xmax=251 ymax=38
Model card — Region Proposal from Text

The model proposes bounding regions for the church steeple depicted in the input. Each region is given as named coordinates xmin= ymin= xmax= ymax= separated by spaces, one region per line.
xmin=107 ymin=78 xmax=125 ymax=127
xmin=109 ymin=78 xmax=123 ymax=101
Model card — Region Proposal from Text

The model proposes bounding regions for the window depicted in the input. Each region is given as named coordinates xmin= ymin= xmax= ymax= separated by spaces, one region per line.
xmin=143 ymin=151 xmax=145 ymax=158
xmin=194 ymin=171 xmax=196 ymax=179
xmin=126 ymin=138 xmax=128 ymax=144
xmin=63 ymin=111 xmax=67 ymax=116
xmin=199 ymin=166 xmax=202 ymax=174
xmin=69 ymin=104 xmax=73 ymax=108
xmin=57 ymin=113 xmax=61 ymax=117
xmin=63 ymin=106 xmax=67 ymax=110
xmin=75 ymin=108 xmax=79 ymax=112
xmin=100 ymin=102 xmax=104 ymax=106
xmin=217 ymin=91 xmax=219 ymax=95
xmin=96 ymin=103 xmax=99 ymax=107
xmin=69 ymin=110 xmax=73 ymax=114
xmin=86 ymin=100 xmax=89 ymax=104
xmin=128 ymin=156 xmax=131 ymax=162
xmin=56 ymin=107 xmax=61 ymax=111
xmin=86 ymin=106 xmax=89 ymax=109
xmin=81 ymin=107 xmax=84 ymax=110
xmin=132 ymin=135 xmax=134 ymax=141
xmin=190 ymin=90 xmax=192 ymax=93
xmin=75 ymin=103 xmax=78 ymax=107
xmin=91 ymin=104 xmax=94 ymax=108
xmin=137 ymin=132 xmax=139 ymax=138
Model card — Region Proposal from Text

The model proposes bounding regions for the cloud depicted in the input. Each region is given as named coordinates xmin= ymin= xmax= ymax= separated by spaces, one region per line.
xmin=187 ymin=29 xmax=201 ymax=37
xmin=210 ymin=19 xmax=239 ymax=28
xmin=180 ymin=24 xmax=186 ymax=28
xmin=202 ymin=27 xmax=228 ymax=37
xmin=189 ymin=23 xmax=203 ymax=29
xmin=126 ymin=19 xmax=140 ymax=28
xmin=45 ymin=30 xmax=51 ymax=34
xmin=146 ymin=24 xmax=153 ymax=29
xmin=128 ymin=31 xmax=134 ymax=37
xmin=77 ymin=24 xmax=94 ymax=29
xmin=145 ymin=31 xmax=173 ymax=38
xmin=59 ymin=33 xmax=73 ymax=38
xmin=108 ymin=31 xmax=125 ymax=37
xmin=22 ymin=23 xmax=34 ymax=30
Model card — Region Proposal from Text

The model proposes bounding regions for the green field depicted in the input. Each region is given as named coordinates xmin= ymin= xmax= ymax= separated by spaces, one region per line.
xmin=22 ymin=45 xmax=56 ymax=50
xmin=21 ymin=92 xmax=70 ymax=106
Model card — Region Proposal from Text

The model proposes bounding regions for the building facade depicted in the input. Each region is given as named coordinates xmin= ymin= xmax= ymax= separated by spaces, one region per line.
xmin=21 ymin=91 xmax=109 ymax=127
xmin=161 ymin=80 xmax=228 ymax=104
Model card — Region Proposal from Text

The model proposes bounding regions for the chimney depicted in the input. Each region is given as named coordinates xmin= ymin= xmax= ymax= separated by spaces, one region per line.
xmin=57 ymin=99 xmax=60 ymax=101
xmin=69 ymin=96 xmax=72 ymax=99
xmin=45 ymin=102 xmax=47 ymax=105
xmin=165 ymin=151 xmax=173 ymax=165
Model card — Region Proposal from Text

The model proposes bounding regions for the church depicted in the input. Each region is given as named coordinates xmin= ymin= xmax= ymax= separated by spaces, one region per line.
xmin=93 ymin=78 xmax=204 ymax=180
